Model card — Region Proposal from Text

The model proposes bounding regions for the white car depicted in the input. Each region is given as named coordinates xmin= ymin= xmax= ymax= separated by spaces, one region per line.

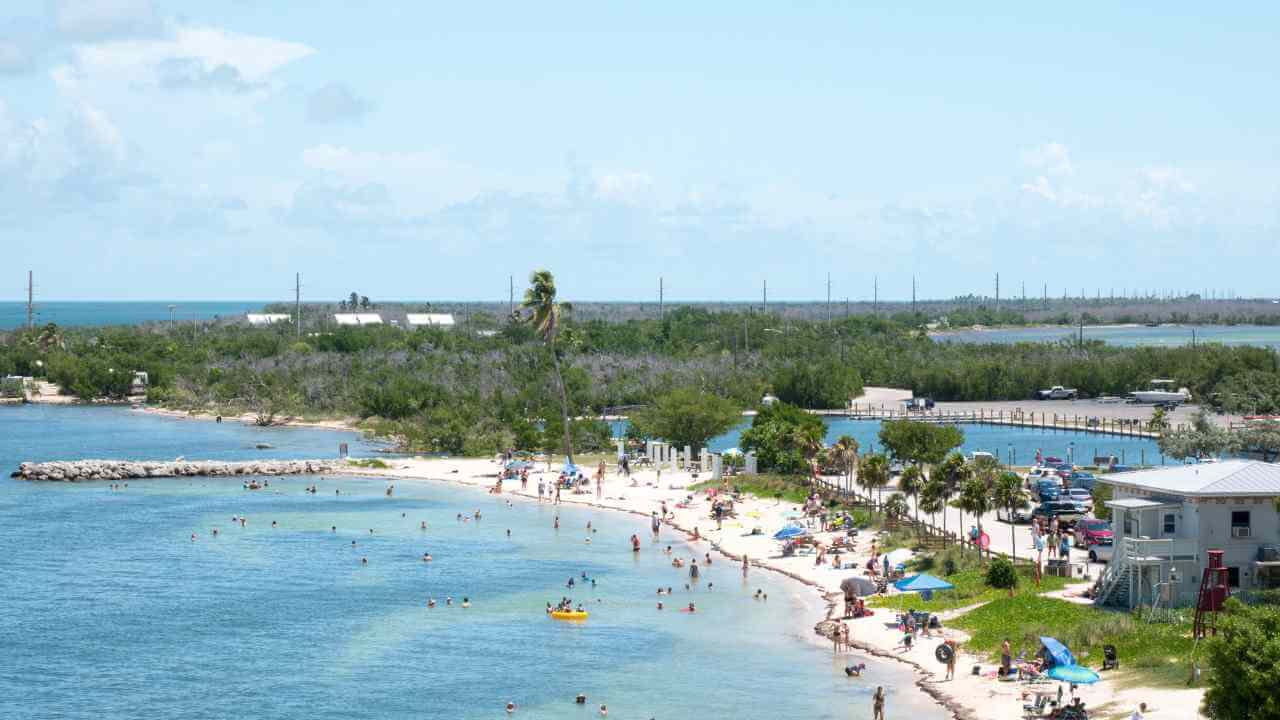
xmin=997 ymin=505 xmax=1033 ymax=524
xmin=1086 ymin=539 xmax=1114 ymax=563
xmin=1065 ymin=488 xmax=1094 ymax=511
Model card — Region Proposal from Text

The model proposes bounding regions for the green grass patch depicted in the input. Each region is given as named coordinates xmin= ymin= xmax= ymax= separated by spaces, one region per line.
xmin=950 ymin=595 xmax=1198 ymax=687
xmin=691 ymin=474 xmax=813 ymax=505
xmin=347 ymin=458 xmax=390 ymax=469
xmin=868 ymin=546 xmax=1078 ymax=612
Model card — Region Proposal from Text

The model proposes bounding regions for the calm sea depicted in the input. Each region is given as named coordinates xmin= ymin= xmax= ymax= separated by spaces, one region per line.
xmin=0 ymin=301 xmax=269 ymax=329
xmin=0 ymin=406 xmax=946 ymax=720
xmin=608 ymin=417 xmax=1166 ymax=467
xmin=933 ymin=324 xmax=1280 ymax=349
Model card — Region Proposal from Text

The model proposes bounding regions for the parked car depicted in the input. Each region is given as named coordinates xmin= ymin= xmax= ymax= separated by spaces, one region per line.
xmin=1067 ymin=471 xmax=1096 ymax=490
xmin=1035 ymin=478 xmax=1063 ymax=501
xmin=1107 ymin=464 xmax=1137 ymax=474
xmin=1036 ymin=385 xmax=1079 ymax=400
xmin=1086 ymin=538 xmax=1114 ymax=563
xmin=1073 ymin=518 xmax=1113 ymax=548
xmin=1065 ymin=487 xmax=1094 ymax=511
xmin=997 ymin=504 xmax=1033 ymax=524
xmin=1032 ymin=501 xmax=1083 ymax=527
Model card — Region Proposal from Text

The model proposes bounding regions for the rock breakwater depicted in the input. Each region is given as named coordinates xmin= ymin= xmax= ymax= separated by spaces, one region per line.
xmin=12 ymin=459 xmax=339 ymax=482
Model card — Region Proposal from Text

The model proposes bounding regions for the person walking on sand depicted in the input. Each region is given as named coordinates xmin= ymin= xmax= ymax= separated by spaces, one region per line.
xmin=537 ymin=478 xmax=545 ymax=502
xmin=872 ymin=686 xmax=885 ymax=720
xmin=944 ymin=639 xmax=958 ymax=680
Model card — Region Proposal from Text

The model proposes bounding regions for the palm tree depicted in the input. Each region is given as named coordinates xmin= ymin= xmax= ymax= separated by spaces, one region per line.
xmin=898 ymin=464 xmax=925 ymax=529
xmin=991 ymin=471 xmax=1029 ymax=562
xmin=349 ymin=291 xmax=359 ymax=309
xmin=957 ymin=470 xmax=995 ymax=562
xmin=936 ymin=452 xmax=969 ymax=540
xmin=884 ymin=492 xmax=910 ymax=521
xmin=831 ymin=435 xmax=860 ymax=496
xmin=918 ymin=477 xmax=947 ymax=531
xmin=521 ymin=270 xmax=574 ymax=464
xmin=858 ymin=453 xmax=890 ymax=515
xmin=34 ymin=323 xmax=64 ymax=353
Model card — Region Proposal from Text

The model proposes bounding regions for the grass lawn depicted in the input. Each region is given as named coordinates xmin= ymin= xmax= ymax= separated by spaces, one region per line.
xmin=868 ymin=549 xmax=1080 ymax=612
xmin=691 ymin=474 xmax=814 ymax=505
xmin=950 ymin=595 xmax=1198 ymax=687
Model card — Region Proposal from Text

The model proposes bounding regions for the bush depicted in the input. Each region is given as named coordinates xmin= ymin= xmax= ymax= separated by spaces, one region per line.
xmin=986 ymin=557 xmax=1018 ymax=589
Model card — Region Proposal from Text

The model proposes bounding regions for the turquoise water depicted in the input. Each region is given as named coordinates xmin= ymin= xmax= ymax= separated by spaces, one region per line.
xmin=0 ymin=301 xmax=269 ymax=329
xmin=0 ymin=406 xmax=946 ymax=720
xmin=933 ymin=324 xmax=1280 ymax=349
xmin=613 ymin=416 xmax=1167 ymax=466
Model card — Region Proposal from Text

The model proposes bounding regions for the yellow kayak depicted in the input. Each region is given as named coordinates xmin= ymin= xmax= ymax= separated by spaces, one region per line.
xmin=550 ymin=610 xmax=589 ymax=621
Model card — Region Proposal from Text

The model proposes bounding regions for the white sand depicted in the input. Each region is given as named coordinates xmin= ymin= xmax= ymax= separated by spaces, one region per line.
xmin=346 ymin=456 xmax=1207 ymax=720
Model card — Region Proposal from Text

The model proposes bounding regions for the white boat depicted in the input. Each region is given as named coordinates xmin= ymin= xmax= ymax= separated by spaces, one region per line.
xmin=1128 ymin=379 xmax=1190 ymax=405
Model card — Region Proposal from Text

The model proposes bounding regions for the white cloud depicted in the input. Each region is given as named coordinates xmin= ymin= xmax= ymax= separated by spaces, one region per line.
xmin=1020 ymin=175 xmax=1056 ymax=202
xmin=1022 ymin=141 xmax=1074 ymax=176
xmin=54 ymin=0 xmax=162 ymax=41
xmin=61 ymin=26 xmax=314 ymax=90
xmin=66 ymin=102 xmax=126 ymax=165
xmin=1143 ymin=166 xmax=1196 ymax=194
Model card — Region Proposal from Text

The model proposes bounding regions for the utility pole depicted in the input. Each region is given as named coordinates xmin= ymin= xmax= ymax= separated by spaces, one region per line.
xmin=26 ymin=270 xmax=34 ymax=329
xmin=911 ymin=276 xmax=916 ymax=314
xmin=294 ymin=272 xmax=302 ymax=339
xmin=659 ymin=277 xmax=664 ymax=320
xmin=826 ymin=272 xmax=831 ymax=323
xmin=168 ymin=304 xmax=176 ymax=324
xmin=1043 ymin=283 xmax=1047 ymax=310
xmin=995 ymin=272 xmax=1000 ymax=313
xmin=873 ymin=275 xmax=878 ymax=313
xmin=762 ymin=279 xmax=767 ymax=314
xmin=508 ymin=275 xmax=514 ymax=317
xmin=1021 ymin=281 xmax=1026 ymax=305
xmin=845 ymin=297 xmax=850 ymax=318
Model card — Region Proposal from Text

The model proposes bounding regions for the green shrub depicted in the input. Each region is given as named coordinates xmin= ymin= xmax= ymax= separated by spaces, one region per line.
xmin=985 ymin=557 xmax=1018 ymax=589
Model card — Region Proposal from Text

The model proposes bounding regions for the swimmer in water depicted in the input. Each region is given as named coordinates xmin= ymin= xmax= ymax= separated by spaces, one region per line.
xmin=657 ymin=601 xmax=664 ymax=610
xmin=331 ymin=526 xmax=336 ymax=532
xmin=423 ymin=552 xmax=432 ymax=562
xmin=420 ymin=521 xmax=427 ymax=530
xmin=687 ymin=602 xmax=696 ymax=612
xmin=271 ymin=521 xmax=278 ymax=528
xmin=599 ymin=704 xmax=608 ymax=716
xmin=462 ymin=597 xmax=470 ymax=608
xmin=506 ymin=529 xmax=511 ymax=537
xmin=351 ymin=540 xmax=357 ymax=547
xmin=212 ymin=529 xmax=219 ymax=537
xmin=191 ymin=533 xmax=196 ymax=542
xmin=506 ymin=701 xmax=515 ymax=714
xmin=553 ymin=516 xmax=559 ymax=529
xmin=428 ymin=598 xmax=436 ymax=608
xmin=361 ymin=557 xmax=368 ymax=565
xmin=845 ymin=663 xmax=867 ymax=677
xmin=446 ymin=596 xmax=453 ymax=606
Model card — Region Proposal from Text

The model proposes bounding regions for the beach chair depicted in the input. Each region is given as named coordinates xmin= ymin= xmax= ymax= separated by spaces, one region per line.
xmin=1101 ymin=645 xmax=1119 ymax=670
xmin=1022 ymin=695 xmax=1049 ymax=718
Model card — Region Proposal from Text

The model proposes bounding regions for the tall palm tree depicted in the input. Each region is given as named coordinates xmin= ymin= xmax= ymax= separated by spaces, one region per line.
xmin=884 ymin=492 xmax=910 ymax=521
xmin=918 ymin=477 xmax=947 ymax=532
xmin=958 ymin=470 xmax=995 ymax=562
xmin=522 ymin=270 xmax=574 ymax=463
xmin=859 ymin=453 xmax=890 ymax=515
xmin=898 ymin=464 xmax=926 ymax=529
xmin=991 ymin=471 xmax=1029 ymax=562
xmin=831 ymin=435 xmax=860 ymax=496
xmin=936 ymin=452 xmax=970 ymax=540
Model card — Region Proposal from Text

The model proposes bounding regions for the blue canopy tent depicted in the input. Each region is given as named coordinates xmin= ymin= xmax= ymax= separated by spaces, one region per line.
xmin=892 ymin=573 xmax=956 ymax=605
xmin=505 ymin=460 xmax=531 ymax=471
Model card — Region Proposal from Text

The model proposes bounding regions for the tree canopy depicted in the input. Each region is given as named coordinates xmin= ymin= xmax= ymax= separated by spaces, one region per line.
xmin=1202 ymin=599 xmax=1280 ymax=720
xmin=740 ymin=401 xmax=825 ymax=475
xmin=878 ymin=419 xmax=965 ymax=465
xmin=629 ymin=389 xmax=742 ymax=451
xmin=1157 ymin=409 xmax=1237 ymax=461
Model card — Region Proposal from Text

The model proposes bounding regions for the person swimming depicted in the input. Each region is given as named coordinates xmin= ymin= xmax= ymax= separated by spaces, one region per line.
xmin=420 ymin=521 xmax=427 ymax=530
xmin=428 ymin=598 xmax=436 ymax=608
xmin=446 ymin=596 xmax=453 ymax=606
xmin=462 ymin=597 xmax=470 ymax=608
xmin=845 ymin=663 xmax=867 ymax=677
xmin=361 ymin=557 xmax=368 ymax=565
xmin=506 ymin=701 xmax=515 ymax=714
xmin=423 ymin=552 xmax=432 ymax=562
xmin=687 ymin=602 xmax=696 ymax=612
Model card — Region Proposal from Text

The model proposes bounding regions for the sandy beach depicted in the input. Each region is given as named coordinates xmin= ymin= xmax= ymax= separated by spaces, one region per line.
xmin=341 ymin=454 xmax=1207 ymax=720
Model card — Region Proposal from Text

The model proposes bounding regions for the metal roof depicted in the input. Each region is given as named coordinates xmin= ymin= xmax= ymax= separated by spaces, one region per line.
xmin=1100 ymin=460 xmax=1280 ymax=497
xmin=246 ymin=313 xmax=290 ymax=325
xmin=333 ymin=313 xmax=383 ymax=326
xmin=1105 ymin=497 xmax=1179 ymax=509
xmin=405 ymin=313 xmax=455 ymax=327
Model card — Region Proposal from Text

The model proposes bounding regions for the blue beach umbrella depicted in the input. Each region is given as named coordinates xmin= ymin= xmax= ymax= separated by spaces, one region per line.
xmin=505 ymin=460 xmax=531 ymax=470
xmin=773 ymin=525 xmax=808 ymax=540
xmin=1046 ymin=664 xmax=1101 ymax=685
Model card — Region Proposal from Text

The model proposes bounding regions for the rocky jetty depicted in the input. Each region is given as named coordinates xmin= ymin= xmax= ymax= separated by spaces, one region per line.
xmin=12 ymin=459 xmax=339 ymax=482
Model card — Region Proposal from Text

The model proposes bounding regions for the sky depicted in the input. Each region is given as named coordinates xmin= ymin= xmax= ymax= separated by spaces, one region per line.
xmin=1 ymin=1 xmax=1278 ymax=302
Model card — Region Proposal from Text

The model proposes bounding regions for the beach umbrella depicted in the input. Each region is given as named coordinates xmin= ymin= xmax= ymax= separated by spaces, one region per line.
xmin=840 ymin=576 xmax=878 ymax=597
xmin=562 ymin=457 xmax=579 ymax=476
xmin=1038 ymin=637 xmax=1076 ymax=668
xmin=1046 ymin=664 xmax=1100 ymax=685
xmin=773 ymin=524 xmax=808 ymax=540
xmin=505 ymin=460 xmax=530 ymax=470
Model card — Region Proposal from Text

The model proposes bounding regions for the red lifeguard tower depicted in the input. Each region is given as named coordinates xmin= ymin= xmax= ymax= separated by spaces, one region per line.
xmin=1193 ymin=549 xmax=1231 ymax=639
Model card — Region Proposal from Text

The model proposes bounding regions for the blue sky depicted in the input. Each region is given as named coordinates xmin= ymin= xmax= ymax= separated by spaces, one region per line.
xmin=2 ymin=2 xmax=1277 ymax=302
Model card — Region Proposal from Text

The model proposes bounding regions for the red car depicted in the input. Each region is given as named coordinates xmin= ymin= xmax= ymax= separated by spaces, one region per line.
xmin=1073 ymin=518 xmax=1113 ymax=548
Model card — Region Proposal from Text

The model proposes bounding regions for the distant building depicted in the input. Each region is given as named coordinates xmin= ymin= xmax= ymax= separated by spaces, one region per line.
xmin=406 ymin=313 xmax=456 ymax=328
xmin=333 ymin=313 xmax=383 ymax=326
xmin=130 ymin=371 xmax=149 ymax=395
xmin=246 ymin=313 xmax=292 ymax=326
xmin=1096 ymin=460 xmax=1280 ymax=608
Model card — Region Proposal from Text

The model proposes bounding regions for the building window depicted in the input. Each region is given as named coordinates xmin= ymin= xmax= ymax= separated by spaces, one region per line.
xmin=1163 ymin=513 xmax=1176 ymax=534
xmin=1228 ymin=567 xmax=1240 ymax=587
xmin=1231 ymin=511 xmax=1251 ymax=538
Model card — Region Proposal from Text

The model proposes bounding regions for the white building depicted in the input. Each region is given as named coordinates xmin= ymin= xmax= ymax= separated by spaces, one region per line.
xmin=405 ymin=313 xmax=455 ymax=328
xmin=333 ymin=313 xmax=383 ymax=326
xmin=246 ymin=313 xmax=291 ymax=326
xmin=1095 ymin=460 xmax=1280 ymax=608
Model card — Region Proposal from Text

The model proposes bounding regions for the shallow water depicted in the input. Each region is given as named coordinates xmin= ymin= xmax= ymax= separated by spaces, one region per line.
xmin=933 ymin=323 xmax=1280 ymax=349
xmin=0 ymin=406 xmax=947 ymax=720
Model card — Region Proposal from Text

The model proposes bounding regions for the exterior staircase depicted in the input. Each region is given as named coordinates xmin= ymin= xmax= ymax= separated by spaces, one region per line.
xmin=1094 ymin=561 xmax=1134 ymax=608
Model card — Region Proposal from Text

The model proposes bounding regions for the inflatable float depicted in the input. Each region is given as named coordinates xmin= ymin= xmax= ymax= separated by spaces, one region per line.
xmin=550 ymin=610 xmax=589 ymax=621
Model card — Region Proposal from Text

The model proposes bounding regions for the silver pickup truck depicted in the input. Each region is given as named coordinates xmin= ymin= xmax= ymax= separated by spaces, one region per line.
xmin=1036 ymin=386 xmax=1079 ymax=400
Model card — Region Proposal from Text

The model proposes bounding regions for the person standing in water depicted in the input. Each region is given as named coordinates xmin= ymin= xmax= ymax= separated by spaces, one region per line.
xmin=630 ymin=534 xmax=640 ymax=552
xmin=689 ymin=559 xmax=699 ymax=580
xmin=872 ymin=686 xmax=885 ymax=720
